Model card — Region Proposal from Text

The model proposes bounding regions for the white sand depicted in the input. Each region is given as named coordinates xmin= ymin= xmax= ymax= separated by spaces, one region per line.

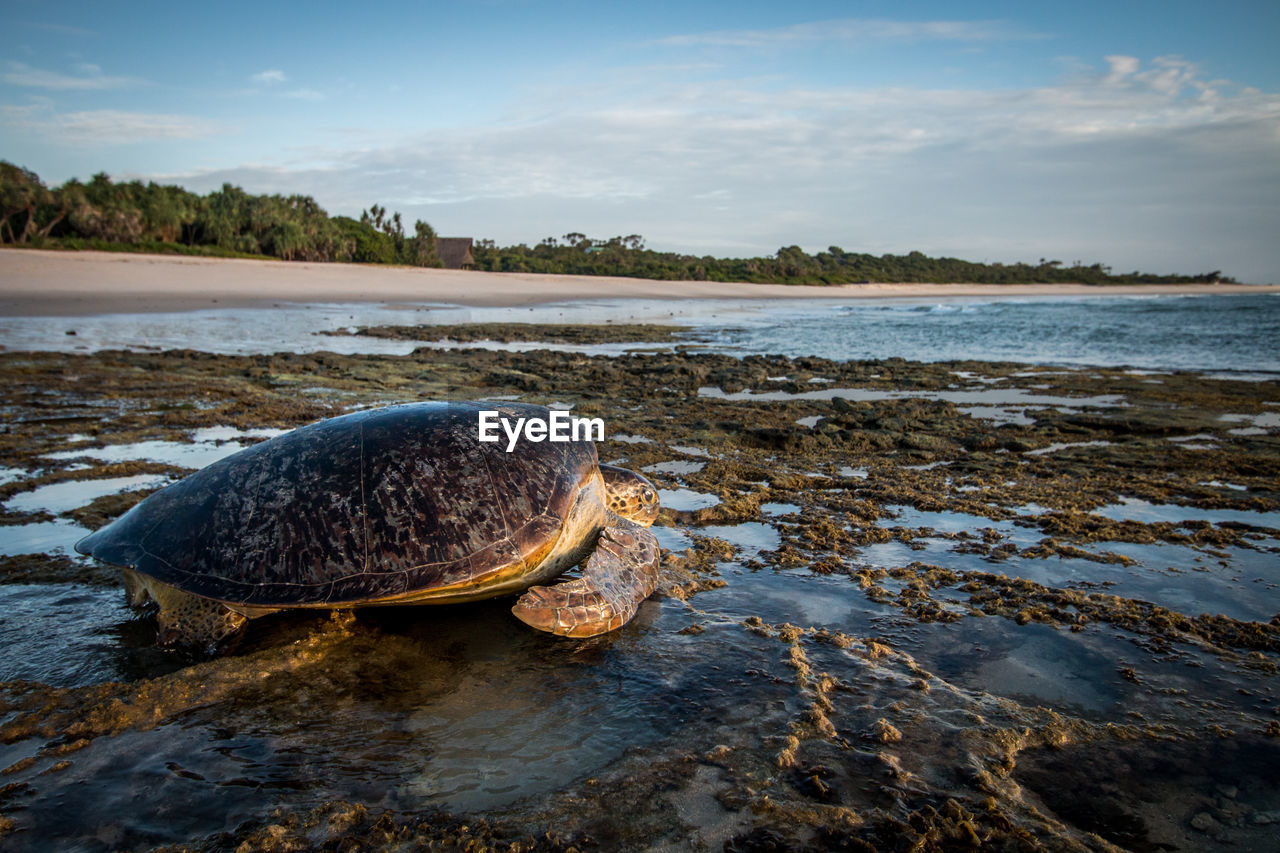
xmin=2 ymin=248 xmax=1275 ymax=317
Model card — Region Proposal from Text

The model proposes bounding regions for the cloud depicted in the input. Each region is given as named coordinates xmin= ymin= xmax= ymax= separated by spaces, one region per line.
xmin=3 ymin=61 xmax=144 ymax=90
xmin=1 ymin=104 xmax=220 ymax=144
xmin=251 ymin=69 xmax=287 ymax=84
xmin=284 ymin=88 xmax=325 ymax=101
xmin=1104 ymin=54 xmax=1140 ymax=83
xmin=658 ymin=18 xmax=1044 ymax=48
xmin=155 ymin=54 xmax=1280 ymax=280
xmin=246 ymin=70 xmax=323 ymax=100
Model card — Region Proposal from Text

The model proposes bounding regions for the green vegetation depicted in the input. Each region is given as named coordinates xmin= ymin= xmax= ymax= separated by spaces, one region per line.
xmin=2 ymin=161 xmax=1232 ymax=283
xmin=472 ymin=234 xmax=1233 ymax=285
xmin=0 ymin=162 xmax=440 ymax=267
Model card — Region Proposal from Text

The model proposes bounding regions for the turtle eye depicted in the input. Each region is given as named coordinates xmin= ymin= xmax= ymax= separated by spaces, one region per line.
xmin=642 ymin=487 xmax=655 ymax=503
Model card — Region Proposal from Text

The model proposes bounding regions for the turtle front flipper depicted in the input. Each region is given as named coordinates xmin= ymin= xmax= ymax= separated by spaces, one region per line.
xmin=513 ymin=522 xmax=660 ymax=638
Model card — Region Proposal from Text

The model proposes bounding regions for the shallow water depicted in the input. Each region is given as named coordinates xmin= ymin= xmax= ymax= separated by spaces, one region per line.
xmin=860 ymin=505 xmax=1280 ymax=623
xmin=699 ymin=522 xmax=781 ymax=554
xmin=4 ymin=474 xmax=171 ymax=515
xmin=43 ymin=427 xmax=290 ymax=469
xmin=642 ymin=460 xmax=706 ymax=475
xmin=1015 ymin=735 xmax=1280 ymax=851
xmin=657 ymin=487 xmax=721 ymax=511
xmin=668 ymin=444 xmax=711 ymax=458
xmin=699 ymin=383 xmax=1125 ymax=412
xmin=918 ymin=618 xmax=1127 ymax=716
xmin=0 ymin=518 xmax=92 ymax=555
xmin=0 ymin=302 xmax=700 ymax=358
xmin=609 ymin=432 xmax=654 ymax=444
xmin=0 ymin=584 xmax=168 ymax=687
xmin=5 ymin=292 xmax=1279 ymax=374
xmin=0 ymin=594 xmax=797 ymax=847
xmin=1024 ymin=439 xmax=1114 ymax=456
xmin=1095 ymin=497 xmax=1280 ymax=528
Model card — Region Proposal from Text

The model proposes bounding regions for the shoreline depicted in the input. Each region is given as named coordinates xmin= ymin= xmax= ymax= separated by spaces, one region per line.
xmin=1 ymin=247 xmax=1276 ymax=318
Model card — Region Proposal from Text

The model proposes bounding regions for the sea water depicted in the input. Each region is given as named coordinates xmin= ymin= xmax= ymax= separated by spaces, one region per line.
xmin=2 ymin=291 xmax=1277 ymax=375
xmin=694 ymin=292 xmax=1280 ymax=375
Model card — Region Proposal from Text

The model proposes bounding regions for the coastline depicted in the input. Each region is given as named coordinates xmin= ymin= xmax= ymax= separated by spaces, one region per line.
xmin=2 ymin=248 xmax=1275 ymax=317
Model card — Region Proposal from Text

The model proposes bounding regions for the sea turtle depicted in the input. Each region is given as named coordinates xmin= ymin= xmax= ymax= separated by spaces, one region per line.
xmin=75 ymin=401 xmax=662 ymax=647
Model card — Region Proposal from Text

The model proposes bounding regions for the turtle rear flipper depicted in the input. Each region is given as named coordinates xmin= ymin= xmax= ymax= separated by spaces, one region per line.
xmin=126 ymin=569 xmax=249 ymax=649
xmin=513 ymin=523 xmax=660 ymax=638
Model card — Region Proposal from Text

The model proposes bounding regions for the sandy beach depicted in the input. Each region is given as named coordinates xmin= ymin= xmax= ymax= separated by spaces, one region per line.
xmin=2 ymin=248 xmax=1275 ymax=317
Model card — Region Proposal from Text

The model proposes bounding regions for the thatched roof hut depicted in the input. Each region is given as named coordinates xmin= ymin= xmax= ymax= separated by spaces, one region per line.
xmin=438 ymin=238 xmax=475 ymax=270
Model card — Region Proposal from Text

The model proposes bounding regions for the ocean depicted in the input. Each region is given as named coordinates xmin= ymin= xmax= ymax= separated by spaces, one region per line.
xmin=698 ymin=292 xmax=1280 ymax=375
xmin=4 ymin=290 xmax=1278 ymax=376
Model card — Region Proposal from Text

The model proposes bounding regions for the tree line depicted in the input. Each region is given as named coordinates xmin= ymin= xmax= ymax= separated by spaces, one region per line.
xmin=2 ymin=162 xmax=1232 ymax=284
xmin=471 ymin=234 xmax=1232 ymax=285
xmin=0 ymin=162 xmax=441 ymax=266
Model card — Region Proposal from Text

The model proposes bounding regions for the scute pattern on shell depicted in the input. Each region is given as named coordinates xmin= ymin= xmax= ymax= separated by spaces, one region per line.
xmin=75 ymin=402 xmax=598 ymax=606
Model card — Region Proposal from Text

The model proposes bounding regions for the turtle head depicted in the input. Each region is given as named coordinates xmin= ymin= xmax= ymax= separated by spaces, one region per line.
xmin=599 ymin=464 xmax=660 ymax=527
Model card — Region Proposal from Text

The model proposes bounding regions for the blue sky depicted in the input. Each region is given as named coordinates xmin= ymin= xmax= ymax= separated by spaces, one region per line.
xmin=2 ymin=1 xmax=1278 ymax=281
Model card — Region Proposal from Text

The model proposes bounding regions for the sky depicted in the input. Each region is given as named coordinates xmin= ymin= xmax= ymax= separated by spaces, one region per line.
xmin=2 ymin=1 xmax=1278 ymax=281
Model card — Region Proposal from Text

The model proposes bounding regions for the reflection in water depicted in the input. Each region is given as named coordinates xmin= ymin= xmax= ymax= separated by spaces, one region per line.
xmin=0 ymin=584 xmax=150 ymax=686
xmin=924 ymin=620 xmax=1123 ymax=715
xmin=0 ymin=595 xmax=794 ymax=847
xmin=642 ymin=460 xmax=706 ymax=475
xmin=657 ymin=487 xmax=721 ymax=511
xmin=860 ymin=505 xmax=1280 ymax=623
xmin=0 ymin=518 xmax=92 ymax=555
xmin=698 ymin=383 xmax=1125 ymax=408
xmin=1095 ymin=496 xmax=1280 ymax=528
xmin=43 ymin=427 xmax=289 ymax=469
xmin=4 ymin=475 xmax=171 ymax=515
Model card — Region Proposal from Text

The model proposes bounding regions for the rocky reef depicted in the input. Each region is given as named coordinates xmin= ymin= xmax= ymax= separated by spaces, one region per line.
xmin=1 ymin=327 xmax=1277 ymax=850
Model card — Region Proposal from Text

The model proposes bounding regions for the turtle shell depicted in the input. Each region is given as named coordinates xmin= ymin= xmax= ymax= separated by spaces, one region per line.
xmin=75 ymin=402 xmax=600 ymax=607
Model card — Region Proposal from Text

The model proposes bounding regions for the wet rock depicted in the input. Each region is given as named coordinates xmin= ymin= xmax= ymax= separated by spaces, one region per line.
xmin=872 ymin=719 xmax=902 ymax=744
xmin=325 ymin=321 xmax=691 ymax=344
xmin=1190 ymin=811 xmax=1219 ymax=833
xmin=67 ymin=488 xmax=156 ymax=529
xmin=0 ymin=552 xmax=118 ymax=586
